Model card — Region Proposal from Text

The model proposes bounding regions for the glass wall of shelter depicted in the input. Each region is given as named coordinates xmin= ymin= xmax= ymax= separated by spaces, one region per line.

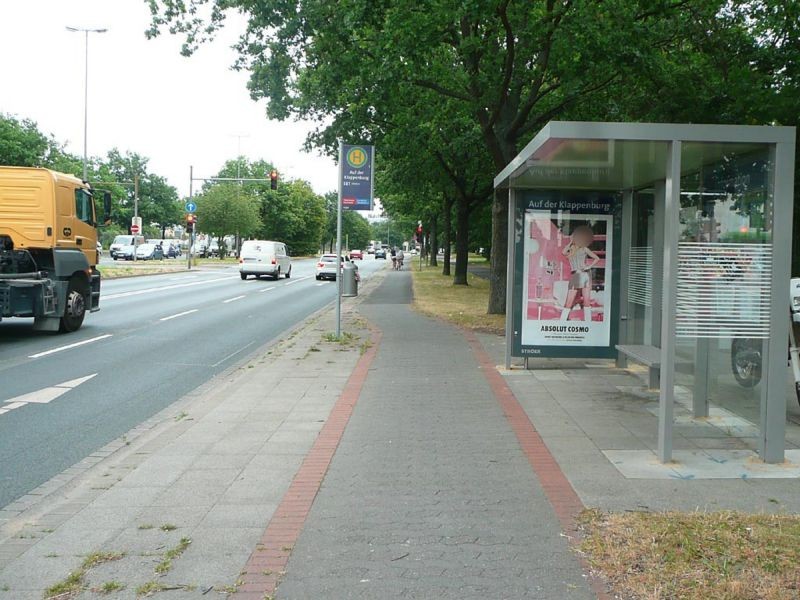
xmin=495 ymin=122 xmax=796 ymax=463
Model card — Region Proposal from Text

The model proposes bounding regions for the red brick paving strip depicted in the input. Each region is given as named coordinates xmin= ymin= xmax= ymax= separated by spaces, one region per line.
xmin=464 ymin=330 xmax=613 ymax=600
xmin=234 ymin=328 xmax=383 ymax=599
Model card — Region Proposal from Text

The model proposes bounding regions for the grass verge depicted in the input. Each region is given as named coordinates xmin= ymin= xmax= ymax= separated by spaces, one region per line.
xmin=579 ymin=509 xmax=800 ymax=600
xmin=411 ymin=264 xmax=504 ymax=334
xmin=97 ymin=264 xmax=186 ymax=279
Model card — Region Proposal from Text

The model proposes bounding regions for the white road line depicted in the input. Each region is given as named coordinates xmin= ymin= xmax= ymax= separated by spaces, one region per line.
xmin=223 ymin=295 xmax=246 ymax=304
xmin=160 ymin=309 xmax=199 ymax=321
xmin=29 ymin=335 xmax=113 ymax=359
xmin=315 ymin=282 xmax=325 ymax=287
xmin=103 ymin=275 xmax=237 ymax=300
xmin=212 ymin=341 xmax=255 ymax=367
xmin=258 ymin=287 xmax=276 ymax=293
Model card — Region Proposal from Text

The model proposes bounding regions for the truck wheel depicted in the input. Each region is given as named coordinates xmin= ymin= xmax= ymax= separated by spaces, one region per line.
xmin=59 ymin=277 xmax=87 ymax=333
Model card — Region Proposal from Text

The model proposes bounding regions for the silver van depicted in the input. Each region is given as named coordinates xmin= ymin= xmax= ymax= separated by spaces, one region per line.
xmin=239 ymin=240 xmax=292 ymax=280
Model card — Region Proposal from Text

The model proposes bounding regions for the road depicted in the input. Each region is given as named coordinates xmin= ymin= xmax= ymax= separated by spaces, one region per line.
xmin=0 ymin=257 xmax=386 ymax=509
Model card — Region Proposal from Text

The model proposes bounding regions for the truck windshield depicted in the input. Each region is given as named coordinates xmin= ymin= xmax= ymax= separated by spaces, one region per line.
xmin=75 ymin=189 xmax=94 ymax=225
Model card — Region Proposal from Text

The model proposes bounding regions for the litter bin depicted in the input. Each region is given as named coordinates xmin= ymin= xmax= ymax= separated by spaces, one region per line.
xmin=342 ymin=261 xmax=358 ymax=297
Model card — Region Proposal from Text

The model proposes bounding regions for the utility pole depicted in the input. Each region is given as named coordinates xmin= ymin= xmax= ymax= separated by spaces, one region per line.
xmin=335 ymin=141 xmax=344 ymax=338
xmin=188 ymin=166 xmax=193 ymax=270
xmin=133 ymin=174 xmax=139 ymax=262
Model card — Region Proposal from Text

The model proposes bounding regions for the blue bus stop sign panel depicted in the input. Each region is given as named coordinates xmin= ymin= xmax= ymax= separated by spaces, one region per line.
xmin=340 ymin=145 xmax=374 ymax=210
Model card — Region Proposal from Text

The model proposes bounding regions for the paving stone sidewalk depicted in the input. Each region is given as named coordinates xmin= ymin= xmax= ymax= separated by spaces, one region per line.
xmin=275 ymin=272 xmax=595 ymax=599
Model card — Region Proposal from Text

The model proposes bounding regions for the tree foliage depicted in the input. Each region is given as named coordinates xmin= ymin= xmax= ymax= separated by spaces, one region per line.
xmin=195 ymin=183 xmax=262 ymax=241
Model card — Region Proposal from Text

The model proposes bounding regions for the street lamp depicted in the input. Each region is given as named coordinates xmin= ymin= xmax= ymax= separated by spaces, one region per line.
xmin=66 ymin=26 xmax=108 ymax=181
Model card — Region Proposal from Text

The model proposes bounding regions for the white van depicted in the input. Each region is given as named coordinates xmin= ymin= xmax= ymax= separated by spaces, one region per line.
xmin=239 ymin=240 xmax=292 ymax=280
xmin=109 ymin=234 xmax=145 ymax=260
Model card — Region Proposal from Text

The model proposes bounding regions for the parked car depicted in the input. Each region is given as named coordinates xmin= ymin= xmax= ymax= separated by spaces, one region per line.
xmin=316 ymin=254 xmax=359 ymax=281
xmin=164 ymin=242 xmax=181 ymax=258
xmin=96 ymin=241 xmax=102 ymax=257
xmin=191 ymin=242 xmax=209 ymax=258
xmin=349 ymin=249 xmax=363 ymax=260
xmin=135 ymin=243 xmax=164 ymax=261
xmin=239 ymin=240 xmax=292 ymax=280
xmin=109 ymin=234 xmax=144 ymax=260
xmin=374 ymin=247 xmax=387 ymax=259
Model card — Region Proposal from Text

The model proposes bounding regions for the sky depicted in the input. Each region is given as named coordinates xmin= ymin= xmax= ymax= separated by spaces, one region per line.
xmin=0 ymin=0 xmax=342 ymax=199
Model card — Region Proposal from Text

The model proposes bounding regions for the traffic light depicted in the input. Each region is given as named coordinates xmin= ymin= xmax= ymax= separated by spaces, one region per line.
xmin=186 ymin=213 xmax=196 ymax=233
xmin=270 ymin=169 xmax=278 ymax=190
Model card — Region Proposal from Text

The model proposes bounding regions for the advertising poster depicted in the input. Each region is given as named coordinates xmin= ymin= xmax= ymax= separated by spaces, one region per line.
xmin=514 ymin=193 xmax=619 ymax=358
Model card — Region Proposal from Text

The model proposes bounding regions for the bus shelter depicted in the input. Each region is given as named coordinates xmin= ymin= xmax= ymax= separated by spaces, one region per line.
xmin=495 ymin=122 xmax=795 ymax=464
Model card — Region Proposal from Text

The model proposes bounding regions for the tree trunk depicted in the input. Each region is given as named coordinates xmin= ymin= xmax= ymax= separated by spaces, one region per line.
xmin=442 ymin=196 xmax=453 ymax=276
xmin=429 ymin=213 xmax=438 ymax=267
xmin=488 ymin=188 xmax=509 ymax=313
xmin=454 ymin=196 xmax=470 ymax=286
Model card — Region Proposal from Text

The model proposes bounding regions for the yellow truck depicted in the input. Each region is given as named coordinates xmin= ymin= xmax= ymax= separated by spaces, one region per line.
xmin=0 ymin=166 xmax=111 ymax=332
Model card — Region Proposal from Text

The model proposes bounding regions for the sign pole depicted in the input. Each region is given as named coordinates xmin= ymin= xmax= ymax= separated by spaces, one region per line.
xmin=335 ymin=141 xmax=344 ymax=338
xmin=133 ymin=174 xmax=139 ymax=262
xmin=188 ymin=166 xmax=193 ymax=270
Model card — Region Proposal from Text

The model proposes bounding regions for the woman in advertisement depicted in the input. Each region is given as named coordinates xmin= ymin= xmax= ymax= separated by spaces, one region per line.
xmin=561 ymin=224 xmax=600 ymax=321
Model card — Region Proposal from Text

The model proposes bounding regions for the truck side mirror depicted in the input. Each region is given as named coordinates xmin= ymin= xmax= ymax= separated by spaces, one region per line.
xmin=103 ymin=191 xmax=112 ymax=225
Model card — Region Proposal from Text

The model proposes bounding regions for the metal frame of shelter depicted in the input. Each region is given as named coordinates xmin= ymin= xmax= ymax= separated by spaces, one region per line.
xmin=495 ymin=121 xmax=796 ymax=464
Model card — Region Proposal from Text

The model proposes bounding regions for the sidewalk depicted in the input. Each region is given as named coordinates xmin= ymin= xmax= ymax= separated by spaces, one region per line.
xmin=275 ymin=272 xmax=596 ymax=599
xmin=3 ymin=267 xmax=799 ymax=599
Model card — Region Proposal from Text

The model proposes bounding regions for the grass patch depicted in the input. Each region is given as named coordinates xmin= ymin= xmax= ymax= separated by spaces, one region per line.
xmin=44 ymin=570 xmax=83 ymax=598
xmin=322 ymin=331 xmax=358 ymax=346
xmin=579 ymin=509 xmax=800 ymax=600
xmin=137 ymin=524 xmax=154 ymax=530
xmin=159 ymin=523 xmax=177 ymax=532
xmin=43 ymin=552 xmax=124 ymax=598
xmin=135 ymin=581 xmax=164 ymax=596
xmin=411 ymin=265 xmax=504 ymax=334
xmin=97 ymin=581 xmax=125 ymax=594
xmin=153 ymin=537 xmax=191 ymax=575
xmin=97 ymin=264 xmax=185 ymax=279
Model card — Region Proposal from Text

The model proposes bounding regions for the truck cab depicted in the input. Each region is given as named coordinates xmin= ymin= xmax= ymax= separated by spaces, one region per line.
xmin=0 ymin=166 xmax=111 ymax=332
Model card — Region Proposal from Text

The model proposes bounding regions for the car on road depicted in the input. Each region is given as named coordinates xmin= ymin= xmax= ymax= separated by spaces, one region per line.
xmin=135 ymin=243 xmax=164 ymax=261
xmin=96 ymin=241 xmax=102 ymax=256
xmin=239 ymin=240 xmax=292 ymax=280
xmin=316 ymin=254 xmax=359 ymax=280
xmin=109 ymin=235 xmax=144 ymax=260
xmin=374 ymin=247 xmax=387 ymax=259
xmin=349 ymin=249 xmax=363 ymax=260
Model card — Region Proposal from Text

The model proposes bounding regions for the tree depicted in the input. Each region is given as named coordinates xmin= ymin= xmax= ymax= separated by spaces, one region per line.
xmin=195 ymin=183 xmax=262 ymax=244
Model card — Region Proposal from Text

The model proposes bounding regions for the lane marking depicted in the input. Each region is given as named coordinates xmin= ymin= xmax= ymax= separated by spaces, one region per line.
xmin=103 ymin=275 xmax=238 ymax=300
xmin=160 ymin=309 xmax=199 ymax=321
xmin=223 ymin=295 xmax=246 ymax=304
xmin=212 ymin=341 xmax=255 ymax=367
xmin=315 ymin=283 xmax=325 ymax=287
xmin=258 ymin=287 xmax=276 ymax=293
xmin=1 ymin=374 xmax=97 ymax=416
xmin=28 ymin=335 xmax=113 ymax=359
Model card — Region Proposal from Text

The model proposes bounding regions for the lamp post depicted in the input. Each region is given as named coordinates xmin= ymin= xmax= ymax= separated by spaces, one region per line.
xmin=66 ymin=26 xmax=107 ymax=181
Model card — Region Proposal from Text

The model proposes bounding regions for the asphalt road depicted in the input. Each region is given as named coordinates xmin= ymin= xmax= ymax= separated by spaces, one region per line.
xmin=0 ymin=256 xmax=387 ymax=509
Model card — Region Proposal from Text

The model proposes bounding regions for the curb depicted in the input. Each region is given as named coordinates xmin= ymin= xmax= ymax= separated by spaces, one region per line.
xmin=234 ymin=325 xmax=383 ymax=599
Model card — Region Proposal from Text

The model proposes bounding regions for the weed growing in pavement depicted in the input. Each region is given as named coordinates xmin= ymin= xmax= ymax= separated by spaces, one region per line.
xmin=44 ymin=570 xmax=83 ymax=598
xmin=137 ymin=524 xmax=154 ymax=530
xmin=153 ymin=537 xmax=191 ymax=575
xmin=96 ymin=581 xmax=125 ymax=594
xmin=0 ymin=584 xmax=8 ymax=591
xmin=160 ymin=523 xmax=177 ymax=531
xmin=45 ymin=552 xmax=58 ymax=558
xmin=174 ymin=411 xmax=189 ymax=421
xmin=135 ymin=580 xmax=164 ymax=596
xmin=43 ymin=549 xmax=124 ymax=595
xmin=359 ymin=340 xmax=373 ymax=355
xmin=322 ymin=331 xmax=358 ymax=346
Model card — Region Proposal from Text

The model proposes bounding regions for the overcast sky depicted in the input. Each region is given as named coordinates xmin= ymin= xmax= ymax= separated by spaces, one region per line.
xmin=0 ymin=0 xmax=340 ymax=198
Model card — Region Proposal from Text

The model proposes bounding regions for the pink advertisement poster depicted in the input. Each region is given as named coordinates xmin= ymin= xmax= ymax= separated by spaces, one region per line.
xmin=521 ymin=211 xmax=612 ymax=347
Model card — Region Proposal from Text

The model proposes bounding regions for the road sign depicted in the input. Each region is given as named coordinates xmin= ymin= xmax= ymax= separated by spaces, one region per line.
xmin=130 ymin=224 xmax=140 ymax=234
xmin=340 ymin=144 xmax=374 ymax=211
xmin=185 ymin=201 xmax=197 ymax=213
xmin=131 ymin=216 xmax=142 ymax=235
